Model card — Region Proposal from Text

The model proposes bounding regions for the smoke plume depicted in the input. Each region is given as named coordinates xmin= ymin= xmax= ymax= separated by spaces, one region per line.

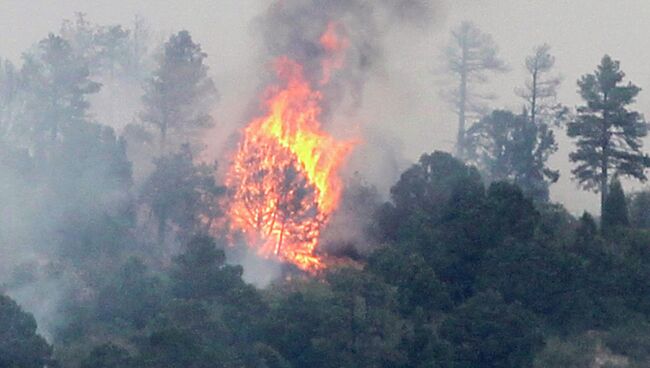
xmin=255 ymin=0 xmax=438 ymax=113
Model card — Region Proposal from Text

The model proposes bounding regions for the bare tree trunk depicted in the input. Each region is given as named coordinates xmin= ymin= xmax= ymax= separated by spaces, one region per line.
xmin=600 ymin=95 xmax=610 ymax=219
xmin=601 ymin=163 xmax=608 ymax=217
xmin=531 ymin=68 xmax=538 ymax=127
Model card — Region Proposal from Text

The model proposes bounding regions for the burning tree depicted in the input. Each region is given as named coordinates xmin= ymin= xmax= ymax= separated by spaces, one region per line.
xmin=226 ymin=25 xmax=354 ymax=271
xmin=228 ymin=136 xmax=325 ymax=264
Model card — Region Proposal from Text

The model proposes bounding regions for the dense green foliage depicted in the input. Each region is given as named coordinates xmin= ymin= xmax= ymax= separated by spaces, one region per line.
xmin=567 ymin=55 xmax=650 ymax=216
xmin=602 ymin=179 xmax=629 ymax=234
xmin=20 ymin=149 xmax=646 ymax=368
xmin=0 ymin=295 xmax=54 ymax=368
xmin=465 ymin=109 xmax=558 ymax=201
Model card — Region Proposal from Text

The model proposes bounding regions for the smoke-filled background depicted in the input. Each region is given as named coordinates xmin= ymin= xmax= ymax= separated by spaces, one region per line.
xmin=5 ymin=1 xmax=650 ymax=367
xmin=5 ymin=0 xmax=650 ymax=214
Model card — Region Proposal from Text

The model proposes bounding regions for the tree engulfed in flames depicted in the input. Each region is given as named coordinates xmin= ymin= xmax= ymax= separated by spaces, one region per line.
xmin=226 ymin=23 xmax=354 ymax=270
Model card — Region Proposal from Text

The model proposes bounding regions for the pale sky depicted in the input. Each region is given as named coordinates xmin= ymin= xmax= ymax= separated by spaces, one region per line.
xmin=2 ymin=0 xmax=650 ymax=214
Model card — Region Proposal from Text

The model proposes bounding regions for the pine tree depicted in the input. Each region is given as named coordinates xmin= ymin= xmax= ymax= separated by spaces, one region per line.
xmin=517 ymin=44 xmax=565 ymax=129
xmin=567 ymin=55 xmax=650 ymax=217
xmin=513 ymin=44 xmax=566 ymax=200
xmin=20 ymin=34 xmax=101 ymax=151
xmin=59 ymin=12 xmax=96 ymax=64
xmin=140 ymin=144 xmax=223 ymax=244
xmin=443 ymin=21 xmax=508 ymax=158
xmin=466 ymin=109 xmax=558 ymax=200
xmin=60 ymin=13 xmax=151 ymax=81
xmin=575 ymin=211 xmax=598 ymax=248
xmin=628 ymin=189 xmax=650 ymax=229
xmin=93 ymin=25 xmax=130 ymax=78
xmin=141 ymin=30 xmax=217 ymax=154
xmin=0 ymin=294 xmax=54 ymax=368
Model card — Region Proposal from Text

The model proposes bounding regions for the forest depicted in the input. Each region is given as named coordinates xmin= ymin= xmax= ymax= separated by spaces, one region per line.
xmin=3 ymin=1 xmax=650 ymax=368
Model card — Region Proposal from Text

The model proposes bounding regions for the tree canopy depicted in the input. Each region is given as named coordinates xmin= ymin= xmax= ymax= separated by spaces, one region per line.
xmin=568 ymin=55 xmax=650 ymax=216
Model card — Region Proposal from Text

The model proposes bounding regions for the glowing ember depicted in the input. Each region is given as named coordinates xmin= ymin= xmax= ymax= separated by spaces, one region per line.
xmin=226 ymin=23 xmax=354 ymax=270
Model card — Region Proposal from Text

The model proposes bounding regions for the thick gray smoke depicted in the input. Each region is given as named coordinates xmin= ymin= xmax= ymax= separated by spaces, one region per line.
xmin=256 ymin=0 xmax=438 ymax=113
xmin=0 ymin=15 xmax=146 ymax=339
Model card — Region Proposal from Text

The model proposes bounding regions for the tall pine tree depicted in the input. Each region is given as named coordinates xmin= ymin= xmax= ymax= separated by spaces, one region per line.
xmin=20 ymin=34 xmax=101 ymax=150
xmin=516 ymin=44 xmax=565 ymax=129
xmin=141 ymin=30 xmax=217 ymax=154
xmin=567 ymin=55 xmax=650 ymax=217
xmin=443 ymin=22 xmax=508 ymax=158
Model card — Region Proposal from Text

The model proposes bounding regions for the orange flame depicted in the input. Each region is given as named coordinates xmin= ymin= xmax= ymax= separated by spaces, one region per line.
xmin=319 ymin=22 xmax=349 ymax=85
xmin=226 ymin=23 xmax=354 ymax=270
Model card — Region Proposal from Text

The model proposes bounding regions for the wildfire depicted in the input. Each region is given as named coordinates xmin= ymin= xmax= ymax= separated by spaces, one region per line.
xmin=319 ymin=22 xmax=349 ymax=85
xmin=225 ymin=23 xmax=354 ymax=270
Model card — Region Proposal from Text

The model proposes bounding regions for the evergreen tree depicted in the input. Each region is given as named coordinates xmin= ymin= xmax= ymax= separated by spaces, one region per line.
xmin=466 ymin=109 xmax=558 ymax=200
xmin=443 ymin=21 xmax=508 ymax=158
xmin=140 ymin=144 xmax=224 ymax=244
xmin=367 ymin=246 xmax=451 ymax=315
xmin=466 ymin=110 xmax=521 ymax=182
xmin=516 ymin=44 xmax=565 ymax=129
xmin=376 ymin=151 xmax=485 ymax=244
xmin=479 ymin=241 xmax=591 ymax=333
xmin=93 ymin=25 xmax=130 ymax=78
xmin=0 ymin=294 xmax=54 ymax=368
xmin=60 ymin=13 xmax=132 ymax=78
xmin=484 ymin=181 xmax=539 ymax=244
xmin=170 ymin=235 xmax=245 ymax=301
xmin=567 ymin=55 xmax=650 ymax=217
xmin=59 ymin=13 xmax=96 ymax=65
xmin=141 ymin=30 xmax=217 ymax=153
xmin=601 ymin=178 xmax=629 ymax=232
xmin=628 ymin=189 xmax=650 ymax=229
xmin=20 ymin=34 xmax=100 ymax=151
xmin=95 ymin=258 xmax=163 ymax=329
xmin=515 ymin=44 xmax=566 ymax=200
xmin=81 ymin=344 xmax=134 ymax=368
xmin=575 ymin=211 xmax=598 ymax=248
xmin=439 ymin=291 xmax=543 ymax=368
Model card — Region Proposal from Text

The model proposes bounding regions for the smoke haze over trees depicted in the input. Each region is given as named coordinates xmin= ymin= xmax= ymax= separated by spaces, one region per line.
xmin=442 ymin=21 xmax=508 ymax=158
xmin=5 ymin=1 xmax=650 ymax=367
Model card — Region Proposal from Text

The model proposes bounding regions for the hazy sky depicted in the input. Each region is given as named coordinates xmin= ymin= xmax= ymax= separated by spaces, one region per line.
xmin=2 ymin=0 xmax=650 ymax=214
